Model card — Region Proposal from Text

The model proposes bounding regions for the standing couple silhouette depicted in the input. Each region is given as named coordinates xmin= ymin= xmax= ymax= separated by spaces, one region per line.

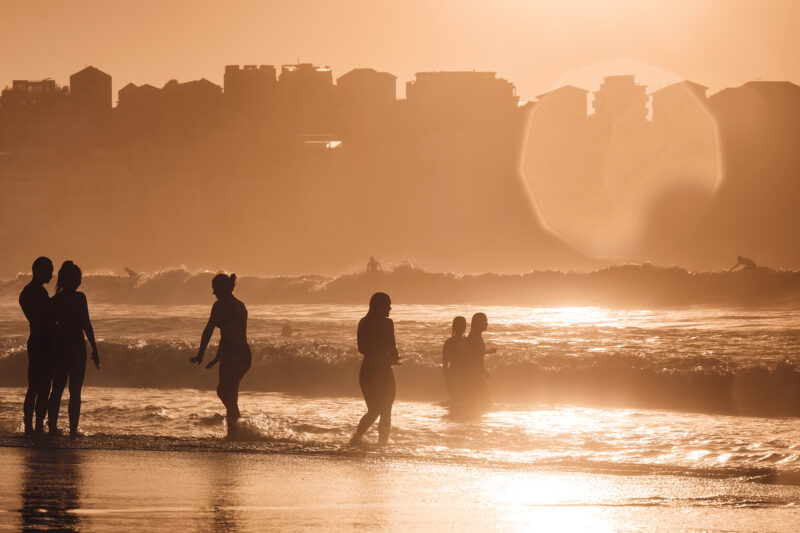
xmin=19 ymin=257 xmax=99 ymax=437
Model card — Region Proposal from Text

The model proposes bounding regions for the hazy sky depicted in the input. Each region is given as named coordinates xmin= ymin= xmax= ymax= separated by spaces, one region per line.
xmin=1 ymin=0 xmax=798 ymax=101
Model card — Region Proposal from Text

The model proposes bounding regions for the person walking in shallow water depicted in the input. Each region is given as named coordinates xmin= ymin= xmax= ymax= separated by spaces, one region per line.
xmin=48 ymin=261 xmax=100 ymax=437
xmin=18 ymin=256 xmax=55 ymax=435
xmin=349 ymin=292 xmax=401 ymax=446
xmin=190 ymin=274 xmax=251 ymax=439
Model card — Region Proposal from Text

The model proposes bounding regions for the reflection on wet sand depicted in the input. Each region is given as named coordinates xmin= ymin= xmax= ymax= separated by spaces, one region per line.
xmin=20 ymin=448 xmax=82 ymax=532
xmin=208 ymin=454 xmax=242 ymax=533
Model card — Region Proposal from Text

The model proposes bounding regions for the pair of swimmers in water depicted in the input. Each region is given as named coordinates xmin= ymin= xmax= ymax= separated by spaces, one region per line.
xmin=19 ymin=258 xmax=100 ymax=437
xmin=442 ymin=313 xmax=496 ymax=409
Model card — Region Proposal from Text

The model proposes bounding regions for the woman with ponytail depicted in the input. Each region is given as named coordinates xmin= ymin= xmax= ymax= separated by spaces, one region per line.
xmin=349 ymin=292 xmax=401 ymax=446
xmin=48 ymin=260 xmax=100 ymax=437
xmin=190 ymin=273 xmax=251 ymax=439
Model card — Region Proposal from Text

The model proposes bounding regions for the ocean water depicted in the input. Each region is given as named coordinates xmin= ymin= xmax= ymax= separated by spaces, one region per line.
xmin=1 ymin=301 xmax=800 ymax=526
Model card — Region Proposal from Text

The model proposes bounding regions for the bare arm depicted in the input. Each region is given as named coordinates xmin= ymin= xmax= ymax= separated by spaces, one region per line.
xmin=388 ymin=319 xmax=400 ymax=364
xmin=81 ymin=294 xmax=100 ymax=368
xmin=191 ymin=307 xmax=217 ymax=364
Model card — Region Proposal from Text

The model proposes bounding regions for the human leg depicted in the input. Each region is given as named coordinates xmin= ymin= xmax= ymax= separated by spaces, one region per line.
xmin=217 ymin=351 xmax=250 ymax=437
xmin=351 ymin=364 xmax=383 ymax=444
xmin=23 ymin=339 xmax=37 ymax=433
xmin=67 ymin=349 xmax=86 ymax=436
xmin=48 ymin=364 xmax=68 ymax=434
xmin=32 ymin=336 xmax=52 ymax=432
xmin=377 ymin=368 xmax=396 ymax=445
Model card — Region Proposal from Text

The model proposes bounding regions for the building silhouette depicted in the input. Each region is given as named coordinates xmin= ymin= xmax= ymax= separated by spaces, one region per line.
xmin=535 ymin=85 xmax=588 ymax=122
xmin=335 ymin=68 xmax=397 ymax=142
xmin=1 ymin=61 xmax=800 ymax=274
xmin=277 ymin=63 xmax=335 ymax=137
xmin=0 ymin=78 xmax=69 ymax=153
xmin=69 ymin=66 xmax=112 ymax=114
xmin=651 ymin=80 xmax=708 ymax=123
xmin=592 ymin=75 xmax=648 ymax=123
xmin=406 ymin=71 xmax=518 ymax=126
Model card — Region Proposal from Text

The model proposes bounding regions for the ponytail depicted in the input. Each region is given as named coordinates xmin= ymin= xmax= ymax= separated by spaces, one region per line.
xmin=212 ymin=272 xmax=236 ymax=295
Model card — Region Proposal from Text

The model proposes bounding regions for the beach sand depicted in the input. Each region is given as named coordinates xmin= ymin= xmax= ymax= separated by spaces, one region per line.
xmin=1 ymin=444 xmax=799 ymax=532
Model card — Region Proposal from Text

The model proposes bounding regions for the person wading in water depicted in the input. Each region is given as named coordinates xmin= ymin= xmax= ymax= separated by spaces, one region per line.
xmin=349 ymin=292 xmax=401 ymax=446
xmin=442 ymin=316 xmax=468 ymax=406
xmin=190 ymin=273 xmax=251 ymax=440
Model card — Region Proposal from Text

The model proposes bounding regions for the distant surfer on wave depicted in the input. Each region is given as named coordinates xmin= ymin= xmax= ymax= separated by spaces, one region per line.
xmin=729 ymin=255 xmax=757 ymax=272
xmin=190 ymin=273 xmax=251 ymax=439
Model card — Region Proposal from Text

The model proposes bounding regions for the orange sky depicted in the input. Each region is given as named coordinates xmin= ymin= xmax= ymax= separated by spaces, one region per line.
xmin=1 ymin=0 xmax=798 ymax=101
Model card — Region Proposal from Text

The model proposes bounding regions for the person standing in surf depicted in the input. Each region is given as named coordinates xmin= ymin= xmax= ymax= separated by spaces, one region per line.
xmin=18 ymin=256 xmax=55 ymax=435
xmin=48 ymin=261 xmax=100 ymax=437
xmin=190 ymin=273 xmax=251 ymax=439
xmin=442 ymin=316 xmax=467 ymax=405
xmin=349 ymin=292 xmax=401 ymax=446
xmin=464 ymin=312 xmax=495 ymax=407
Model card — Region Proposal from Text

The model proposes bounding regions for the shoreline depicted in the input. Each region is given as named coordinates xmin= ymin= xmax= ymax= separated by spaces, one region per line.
xmin=2 ymin=446 xmax=800 ymax=532
xmin=0 ymin=433 xmax=797 ymax=488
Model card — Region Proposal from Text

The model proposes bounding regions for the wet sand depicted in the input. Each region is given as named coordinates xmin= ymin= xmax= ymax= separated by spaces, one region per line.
xmin=1 ymin=446 xmax=799 ymax=531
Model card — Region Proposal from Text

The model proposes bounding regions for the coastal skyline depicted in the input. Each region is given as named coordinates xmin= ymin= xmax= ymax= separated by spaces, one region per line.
xmin=2 ymin=0 xmax=799 ymax=101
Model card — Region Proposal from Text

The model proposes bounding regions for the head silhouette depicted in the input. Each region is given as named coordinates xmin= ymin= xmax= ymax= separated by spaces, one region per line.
xmin=31 ymin=256 xmax=53 ymax=284
xmin=56 ymin=261 xmax=82 ymax=293
xmin=452 ymin=316 xmax=467 ymax=336
xmin=212 ymin=273 xmax=236 ymax=299
xmin=470 ymin=312 xmax=488 ymax=334
xmin=368 ymin=292 xmax=391 ymax=317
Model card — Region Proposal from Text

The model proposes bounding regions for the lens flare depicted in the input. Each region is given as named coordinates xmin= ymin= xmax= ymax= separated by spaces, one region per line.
xmin=521 ymin=59 xmax=722 ymax=260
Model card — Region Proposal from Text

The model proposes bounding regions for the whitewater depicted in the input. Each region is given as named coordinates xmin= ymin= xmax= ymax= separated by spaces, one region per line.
xmin=1 ymin=298 xmax=799 ymax=480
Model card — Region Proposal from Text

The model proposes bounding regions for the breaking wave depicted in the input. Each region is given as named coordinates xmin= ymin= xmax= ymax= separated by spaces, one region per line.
xmin=2 ymin=263 xmax=799 ymax=306
xmin=2 ymin=338 xmax=800 ymax=417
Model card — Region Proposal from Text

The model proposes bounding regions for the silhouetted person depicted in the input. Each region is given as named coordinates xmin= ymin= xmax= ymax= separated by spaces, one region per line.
xmin=366 ymin=256 xmax=382 ymax=272
xmin=190 ymin=273 xmax=251 ymax=439
xmin=48 ymin=261 xmax=100 ymax=438
xmin=281 ymin=323 xmax=293 ymax=337
xmin=349 ymin=292 xmax=401 ymax=446
xmin=464 ymin=312 xmax=496 ymax=407
xmin=442 ymin=316 xmax=467 ymax=405
xmin=729 ymin=255 xmax=758 ymax=272
xmin=124 ymin=266 xmax=138 ymax=279
xmin=18 ymin=256 xmax=55 ymax=435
